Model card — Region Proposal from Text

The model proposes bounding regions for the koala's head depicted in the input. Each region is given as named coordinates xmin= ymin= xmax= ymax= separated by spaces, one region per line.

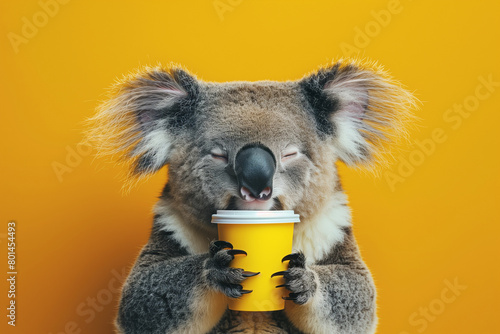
xmin=89 ymin=60 xmax=415 ymax=224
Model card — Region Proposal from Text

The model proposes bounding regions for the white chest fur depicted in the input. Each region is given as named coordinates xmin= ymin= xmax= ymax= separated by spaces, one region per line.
xmin=292 ymin=192 xmax=352 ymax=263
xmin=154 ymin=201 xmax=214 ymax=254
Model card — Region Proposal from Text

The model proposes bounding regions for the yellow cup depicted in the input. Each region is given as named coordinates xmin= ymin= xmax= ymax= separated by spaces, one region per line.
xmin=212 ymin=210 xmax=300 ymax=311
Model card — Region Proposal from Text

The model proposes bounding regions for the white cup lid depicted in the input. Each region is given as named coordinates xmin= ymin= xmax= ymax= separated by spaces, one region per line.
xmin=211 ymin=210 xmax=300 ymax=224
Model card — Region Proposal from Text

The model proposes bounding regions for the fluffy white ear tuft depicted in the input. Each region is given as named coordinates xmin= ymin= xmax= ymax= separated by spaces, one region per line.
xmin=302 ymin=59 xmax=418 ymax=167
xmin=86 ymin=65 xmax=198 ymax=179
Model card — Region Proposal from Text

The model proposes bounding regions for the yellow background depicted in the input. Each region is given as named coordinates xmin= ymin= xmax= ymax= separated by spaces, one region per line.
xmin=1 ymin=1 xmax=499 ymax=333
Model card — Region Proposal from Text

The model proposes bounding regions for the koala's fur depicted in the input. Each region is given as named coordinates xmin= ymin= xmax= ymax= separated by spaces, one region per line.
xmin=88 ymin=59 xmax=416 ymax=334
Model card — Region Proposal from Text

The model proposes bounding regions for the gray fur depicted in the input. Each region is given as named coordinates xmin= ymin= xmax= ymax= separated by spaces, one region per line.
xmin=88 ymin=59 xmax=416 ymax=334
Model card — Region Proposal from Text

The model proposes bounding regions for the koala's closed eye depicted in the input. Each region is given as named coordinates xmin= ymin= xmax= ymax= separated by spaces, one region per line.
xmin=281 ymin=146 xmax=300 ymax=162
xmin=210 ymin=149 xmax=228 ymax=163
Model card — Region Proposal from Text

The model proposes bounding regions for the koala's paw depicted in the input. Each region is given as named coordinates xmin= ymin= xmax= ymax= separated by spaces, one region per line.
xmin=205 ymin=240 xmax=259 ymax=298
xmin=272 ymin=252 xmax=317 ymax=305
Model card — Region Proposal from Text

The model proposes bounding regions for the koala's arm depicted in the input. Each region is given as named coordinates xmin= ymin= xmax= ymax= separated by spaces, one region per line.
xmin=115 ymin=222 xmax=250 ymax=334
xmin=281 ymin=228 xmax=377 ymax=334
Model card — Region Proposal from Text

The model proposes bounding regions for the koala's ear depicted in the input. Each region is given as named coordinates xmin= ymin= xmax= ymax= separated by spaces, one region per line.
xmin=87 ymin=65 xmax=199 ymax=176
xmin=300 ymin=59 xmax=417 ymax=166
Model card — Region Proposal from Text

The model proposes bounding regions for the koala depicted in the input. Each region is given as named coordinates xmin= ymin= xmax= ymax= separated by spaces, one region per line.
xmin=88 ymin=59 xmax=415 ymax=334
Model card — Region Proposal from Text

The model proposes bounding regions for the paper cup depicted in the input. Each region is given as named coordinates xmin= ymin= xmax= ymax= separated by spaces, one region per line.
xmin=211 ymin=210 xmax=300 ymax=311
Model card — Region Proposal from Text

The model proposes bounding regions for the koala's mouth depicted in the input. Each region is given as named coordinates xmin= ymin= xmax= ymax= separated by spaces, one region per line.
xmin=226 ymin=195 xmax=283 ymax=211
xmin=240 ymin=186 xmax=272 ymax=202
xmin=237 ymin=198 xmax=273 ymax=210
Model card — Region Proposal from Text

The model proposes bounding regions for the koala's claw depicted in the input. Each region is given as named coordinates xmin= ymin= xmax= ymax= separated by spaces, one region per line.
xmin=281 ymin=253 xmax=299 ymax=262
xmin=227 ymin=249 xmax=247 ymax=256
xmin=239 ymin=287 xmax=253 ymax=294
xmin=271 ymin=270 xmax=289 ymax=278
xmin=282 ymin=292 xmax=301 ymax=301
xmin=281 ymin=252 xmax=306 ymax=268
xmin=213 ymin=240 xmax=233 ymax=249
xmin=274 ymin=253 xmax=316 ymax=305
xmin=206 ymin=240 xmax=254 ymax=298
xmin=210 ymin=240 xmax=233 ymax=255
xmin=242 ymin=271 xmax=260 ymax=277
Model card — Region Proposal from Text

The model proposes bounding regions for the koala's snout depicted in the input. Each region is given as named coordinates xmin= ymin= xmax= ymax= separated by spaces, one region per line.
xmin=234 ymin=144 xmax=276 ymax=202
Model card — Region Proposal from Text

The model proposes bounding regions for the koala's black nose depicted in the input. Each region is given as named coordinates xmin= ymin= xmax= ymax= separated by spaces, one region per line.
xmin=234 ymin=144 xmax=276 ymax=201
